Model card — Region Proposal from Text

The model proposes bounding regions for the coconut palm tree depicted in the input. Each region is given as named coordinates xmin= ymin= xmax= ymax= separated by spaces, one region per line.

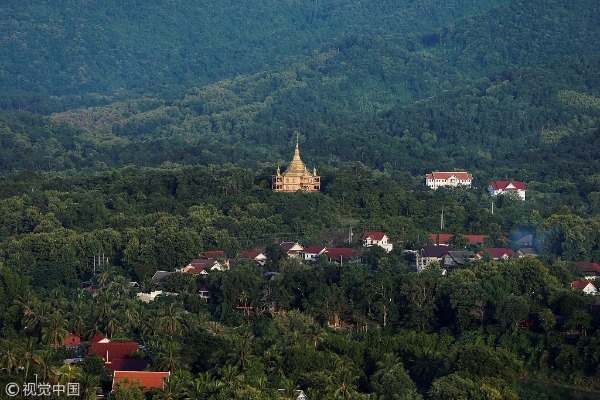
xmin=0 ymin=339 xmax=21 ymax=374
xmin=326 ymin=364 xmax=359 ymax=399
xmin=56 ymin=364 xmax=84 ymax=385
xmin=42 ymin=312 xmax=68 ymax=347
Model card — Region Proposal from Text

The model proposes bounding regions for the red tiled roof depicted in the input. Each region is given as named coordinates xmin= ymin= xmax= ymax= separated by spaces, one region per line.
xmin=188 ymin=259 xmax=218 ymax=269
xmin=426 ymin=171 xmax=472 ymax=180
xmin=87 ymin=342 xmax=139 ymax=362
xmin=280 ymin=242 xmax=300 ymax=252
xmin=481 ymin=248 xmax=515 ymax=259
xmin=574 ymin=262 xmax=600 ymax=274
xmin=88 ymin=333 xmax=108 ymax=343
xmin=240 ymin=251 xmax=261 ymax=259
xmin=201 ymin=250 xmax=228 ymax=260
xmin=301 ymin=246 xmax=327 ymax=254
xmin=490 ymin=181 xmax=526 ymax=191
xmin=326 ymin=248 xmax=357 ymax=261
xmin=429 ymin=233 xmax=487 ymax=246
xmin=572 ymin=280 xmax=596 ymax=290
xmin=362 ymin=231 xmax=387 ymax=241
xmin=112 ymin=371 xmax=170 ymax=392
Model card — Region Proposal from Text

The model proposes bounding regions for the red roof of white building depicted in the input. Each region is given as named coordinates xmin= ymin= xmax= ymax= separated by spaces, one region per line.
xmin=479 ymin=248 xmax=515 ymax=259
xmin=490 ymin=181 xmax=526 ymax=191
xmin=426 ymin=171 xmax=472 ymax=180
xmin=572 ymin=280 xmax=597 ymax=291
xmin=362 ymin=231 xmax=387 ymax=241
xmin=301 ymin=246 xmax=327 ymax=254
xmin=112 ymin=371 xmax=170 ymax=392
xmin=326 ymin=248 xmax=357 ymax=262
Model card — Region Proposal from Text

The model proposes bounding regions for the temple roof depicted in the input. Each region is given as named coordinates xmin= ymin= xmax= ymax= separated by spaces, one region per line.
xmin=283 ymin=134 xmax=313 ymax=178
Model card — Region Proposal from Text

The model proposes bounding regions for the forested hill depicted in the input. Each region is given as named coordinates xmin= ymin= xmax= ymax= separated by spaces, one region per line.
xmin=0 ymin=0 xmax=595 ymax=180
xmin=0 ymin=0 xmax=507 ymax=108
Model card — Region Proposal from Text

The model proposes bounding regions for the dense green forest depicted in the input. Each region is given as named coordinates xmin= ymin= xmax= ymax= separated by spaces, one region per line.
xmin=0 ymin=0 xmax=600 ymax=398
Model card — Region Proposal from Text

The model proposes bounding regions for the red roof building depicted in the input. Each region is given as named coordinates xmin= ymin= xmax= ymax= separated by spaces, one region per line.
xmin=362 ymin=231 xmax=393 ymax=252
xmin=429 ymin=233 xmax=487 ymax=246
xmin=489 ymin=181 xmax=527 ymax=200
xmin=426 ymin=171 xmax=472 ymax=189
xmin=201 ymin=250 xmax=228 ymax=260
xmin=572 ymin=280 xmax=598 ymax=295
xmin=574 ymin=262 xmax=600 ymax=277
xmin=477 ymin=248 xmax=515 ymax=260
xmin=325 ymin=248 xmax=357 ymax=263
xmin=280 ymin=242 xmax=304 ymax=258
xmin=87 ymin=342 xmax=145 ymax=372
xmin=300 ymin=246 xmax=327 ymax=262
xmin=112 ymin=371 xmax=170 ymax=392
xmin=88 ymin=333 xmax=109 ymax=344
xmin=63 ymin=333 xmax=81 ymax=348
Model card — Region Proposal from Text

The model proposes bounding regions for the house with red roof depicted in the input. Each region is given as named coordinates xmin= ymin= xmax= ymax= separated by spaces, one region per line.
xmin=239 ymin=251 xmax=267 ymax=265
xmin=489 ymin=181 xmax=527 ymax=200
xmin=362 ymin=231 xmax=393 ymax=252
xmin=201 ymin=250 xmax=230 ymax=268
xmin=280 ymin=242 xmax=304 ymax=258
xmin=429 ymin=233 xmax=487 ymax=247
xmin=477 ymin=248 xmax=515 ymax=260
xmin=88 ymin=333 xmax=110 ymax=344
xmin=177 ymin=259 xmax=226 ymax=274
xmin=572 ymin=280 xmax=598 ymax=295
xmin=87 ymin=341 xmax=147 ymax=372
xmin=325 ymin=248 xmax=358 ymax=264
xmin=300 ymin=246 xmax=327 ymax=262
xmin=425 ymin=171 xmax=472 ymax=189
xmin=112 ymin=371 xmax=170 ymax=392
xmin=573 ymin=262 xmax=600 ymax=280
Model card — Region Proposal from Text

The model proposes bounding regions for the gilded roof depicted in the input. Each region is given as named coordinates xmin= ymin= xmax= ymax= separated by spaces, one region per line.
xmin=283 ymin=138 xmax=311 ymax=177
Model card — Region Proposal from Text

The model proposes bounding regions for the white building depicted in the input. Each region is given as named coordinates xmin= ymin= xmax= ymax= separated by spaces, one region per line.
xmin=489 ymin=181 xmax=527 ymax=200
xmin=425 ymin=171 xmax=472 ymax=189
xmin=361 ymin=231 xmax=393 ymax=252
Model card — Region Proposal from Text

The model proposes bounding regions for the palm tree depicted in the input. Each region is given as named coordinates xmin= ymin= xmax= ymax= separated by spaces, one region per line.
xmin=42 ymin=312 xmax=68 ymax=347
xmin=0 ymin=339 xmax=21 ymax=374
xmin=56 ymin=364 xmax=84 ymax=385
xmin=155 ymin=341 xmax=184 ymax=372
xmin=307 ymin=323 xmax=327 ymax=351
xmin=34 ymin=349 xmax=57 ymax=383
xmin=326 ymin=364 xmax=359 ymax=399
xmin=159 ymin=304 xmax=185 ymax=337
xmin=80 ymin=373 xmax=101 ymax=400
xmin=21 ymin=336 xmax=41 ymax=380
xmin=185 ymin=371 xmax=215 ymax=400
xmin=229 ymin=332 xmax=254 ymax=370
xmin=157 ymin=370 xmax=188 ymax=400
xmin=23 ymin=301 xmax=52 ymax=337
xmin=277 ymin=378 xmax=297 ymax=400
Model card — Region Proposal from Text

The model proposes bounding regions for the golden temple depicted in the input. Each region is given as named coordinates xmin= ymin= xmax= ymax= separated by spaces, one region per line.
xmin=272 ymin=135 xmax=320 ymax=192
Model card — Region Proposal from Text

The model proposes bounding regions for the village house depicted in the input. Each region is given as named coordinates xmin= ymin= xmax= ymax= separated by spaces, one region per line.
xmin=87 ymin=340 xmax=148 ymax=372
xmin=280 ymin=242 xmax=304 ymax=258
xmin=573 ymin=261 xmax=600 ymax=280
xmin=572 ymin=280 xmax=598 ymax=295
xmin=325 ymin=248 xmax=358 ymax=264
xmin=416 ymin=246 xmax=454 ymax=272
xmin=177 ymin=259 xmax=226 ymax=274
xmin=425 ymin=171 xmax=472 ymax=189
xmin=238 ymin=250 xmax=268 ymax=265
xmin=300 ymin=245 xmax=327 ymax=262
xmin=199 ymin=285 xmax=210 ymax=301
xmin=362 ymin=231 xmax=393 ymax=252
xmin=515 ymin=248 xmax=539 ymax=258
xmin=477 ymin=248 xmax=515 ymax=260
xmin=489 ymin=180 xmax=527 ymax=200
xmin=442 ymin=251 xmax=476 ymax=269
